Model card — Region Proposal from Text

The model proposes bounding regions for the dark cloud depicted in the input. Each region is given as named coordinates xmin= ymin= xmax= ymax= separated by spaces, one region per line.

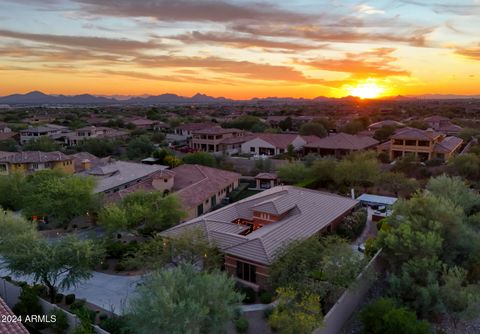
xmin=173 ymin=31 xmax=321 ymax=51
xmin=73 ymin=0 xmax=310 ymax=23
xmin=0 ymin=29 xmax=161 ymax=52
xmin=230 ymin=24 xmax=433 ymax=47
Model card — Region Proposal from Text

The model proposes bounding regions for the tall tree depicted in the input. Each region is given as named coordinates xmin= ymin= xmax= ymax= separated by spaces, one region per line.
xmin=21 ymin=170 xmax=97 ymax=226
xmin=0 ymin=213 xmax=104 ymax=303
xmin=23 ymin=136 xmax=61 ymax=152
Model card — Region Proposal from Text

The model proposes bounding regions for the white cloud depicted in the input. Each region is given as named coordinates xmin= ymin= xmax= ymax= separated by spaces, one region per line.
xmin=356 ymin=4 xmax=385 ymax=15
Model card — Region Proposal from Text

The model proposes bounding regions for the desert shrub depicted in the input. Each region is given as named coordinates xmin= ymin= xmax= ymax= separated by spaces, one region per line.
xmin=234 ymin=316 xmax=249 ymax=333
xmin=65 ymin=294 xmax=76 ymax=305
xmin=55 ymin=293 xmax=64 ymax=304
xmin=259 ymin=290 xmax=273 ymax=304
xmin=48 ymin=308 xmax=69 ymax=334
xmin=239 ymin=286 xmax=256 ymax=304
xmin=336 ymin=209 xmax=367 ymax=240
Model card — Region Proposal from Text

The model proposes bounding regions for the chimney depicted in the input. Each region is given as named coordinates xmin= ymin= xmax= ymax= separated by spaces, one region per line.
xmin=81 ymin=159 xmax=91 ymax=171
xmin=351 ymin=188 xmax=355 ymax=199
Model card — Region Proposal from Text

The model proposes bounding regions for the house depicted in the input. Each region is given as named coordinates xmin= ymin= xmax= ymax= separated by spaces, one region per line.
xmin=0 ymin=297 xmax=29 ymax=334
xmin=174 ymin=122 xmax=217 ymax=139
xmin=81 ymin=160 xmax=170 ymax=195
xmin=0 ymin=122 xmax=12 ymax=133
xmin=304 ymin=133 xmax=379 ymax=157
xmin=255 ymin=173 xmax=278 ymax=190
xmin=126 ymin=117 xmax=169 ymax=131
xmin=378 ymin=127 xmax=463 ymax=161
xmin=172 ymin=164 xmax=241 ymax=219
xmin=61 ymin=126 xmax=128 ymax=146
xmin=0 ymin=151 xmax=75 ymax=175
xmin=190 ymin=127 xmax=245 ymax=153
xmin=241 ymin=134 xmax=319 ymax=156
xmin=424 ymin=115 xmax=462 ymax=135
xmin=19 ymin=124 xmax=68 ymax=144
xmin=161 ymin=186 xmax=358 ymax=289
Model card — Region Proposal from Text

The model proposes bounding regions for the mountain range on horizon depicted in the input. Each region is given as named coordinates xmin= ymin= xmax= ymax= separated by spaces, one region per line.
xmin=1 ymin=91 xmax=480 ymax=106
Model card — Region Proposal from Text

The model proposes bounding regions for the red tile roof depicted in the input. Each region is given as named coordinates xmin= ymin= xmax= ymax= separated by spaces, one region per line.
xmin=173 ymin=164 xmax=240 ymax=209
xmin=0 ymin=297 xmax=29 ymax=334
xmin=304 ymin=133 xmax=379 ymax=150
xmin=391 ymin=127 xmax=442 ymax=141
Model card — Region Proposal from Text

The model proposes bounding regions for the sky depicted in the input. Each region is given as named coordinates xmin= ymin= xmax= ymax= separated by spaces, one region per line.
xmin=0 ymin=0 xmax=480 ymax=99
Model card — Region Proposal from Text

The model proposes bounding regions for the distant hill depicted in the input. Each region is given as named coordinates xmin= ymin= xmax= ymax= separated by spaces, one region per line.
xmin=1 ymin=91 xmax=480 ymax=105
xmin=0 ymin=91 xmax=115 ymax=105
xmin=0 ymin=91 xmax=231 ymax=105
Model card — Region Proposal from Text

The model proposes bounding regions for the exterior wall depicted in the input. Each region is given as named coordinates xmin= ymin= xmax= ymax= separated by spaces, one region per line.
xmin=152 ymin=177 xmax=174 ymax=194
xmin=185 ymin=178 xmax=240 ymax=220
xmin=191 ymin=132 xmax=234 ymax=152
xmin=224 ymin=255 xmax=270 ymax=291
xmin=314 ymin=251 xmax=384 ymax=334
xmin=241 ymin=138 xmax=276 ymax=155
xmin=52 ymin=160 xmax=75 ymax=174
xmin=291 ymin=136 xmax=307 ymax=150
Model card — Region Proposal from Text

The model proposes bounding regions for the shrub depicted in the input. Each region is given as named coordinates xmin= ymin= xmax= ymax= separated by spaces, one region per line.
xmin=234 ymin=316 xmax=249 ymax=333
xmin=69 ymin=299 xmax=86 ymax=312
xmin=114 ymin=262 xmax=126 ymax=272
xmin=48 ymin=308 xmax=69 ymax=334
xmin=360 ymin=298 xmax=432 ymax=334
xmin=13 ymin=285 xmax=45 ymax=329
xmin=100 ymin=261 xmax=110 ymax=270
xmin=240 ymin=286 xmax=256 ymax=304
xmin=337 ymin=209 xmax=367 ymax=241
xmin=259 ymin=291 xmax=273 ymax=304
xmin=263 ymin=307 xmax=274 ymax=319
xmin=65 ymin=294 xmax=76 ymax=305
xmin=99 ymin=313 xmax=108 ymax=321
xmin=100 ymin=316 xmax=131 ymax=334
xmin=55 ymin=293 xmax=64 ymax=304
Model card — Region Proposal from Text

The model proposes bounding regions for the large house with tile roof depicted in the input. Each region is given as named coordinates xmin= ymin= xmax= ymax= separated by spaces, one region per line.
xmin=304 ymin=133 xmax=379 ymax=157
xmin=378 ymin=127 xmax=463 ymax=161
xmin=424 ymin=115 xmax=462 ymax=135
xmin=0 ymin=151 xmax=74 ymax=175
xmin=172 ymin=164 xmax=240 ymax=219
xmin=161 ymin=186 xmax=358 ymax=289
xmin=240 ymin=133 xmax=320 ymax=156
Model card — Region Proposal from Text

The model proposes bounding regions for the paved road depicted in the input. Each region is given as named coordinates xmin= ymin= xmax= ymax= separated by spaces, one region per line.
xmin=0 ymin=266 xmax=142 ymax=315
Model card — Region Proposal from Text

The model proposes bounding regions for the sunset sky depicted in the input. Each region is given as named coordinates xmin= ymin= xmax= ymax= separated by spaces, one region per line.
xmin=1 ymin=0 xmax=480 ymax=98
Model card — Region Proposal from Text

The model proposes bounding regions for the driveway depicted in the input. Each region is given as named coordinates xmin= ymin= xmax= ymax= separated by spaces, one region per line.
xmin=0 ymin=266 xmax=142 ymax=315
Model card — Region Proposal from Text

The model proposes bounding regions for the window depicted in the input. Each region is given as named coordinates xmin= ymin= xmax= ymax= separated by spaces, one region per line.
xmin=405 ymin=140 xmax=416 ymax=146
xmin=250 ymin=147 xmax=255 ymax=153
xmin=393 ymin=139 xmax=403 ymax=145
xmin=31 ymin=163 xmax=38 ymax=169
xmin=197 ymin=203 xmax=204 ymax=216
xmin=418 ymin=140 xmax=429 ymax=147
xmin=0 ymin=164 xmax=6 ymax=173
xmin=236 ymin=260 xmax=256 ymax=283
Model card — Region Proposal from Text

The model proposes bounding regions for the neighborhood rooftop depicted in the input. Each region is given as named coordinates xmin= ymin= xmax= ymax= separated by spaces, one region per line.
xmin=162 ymin=186 xmax=358 ymax=265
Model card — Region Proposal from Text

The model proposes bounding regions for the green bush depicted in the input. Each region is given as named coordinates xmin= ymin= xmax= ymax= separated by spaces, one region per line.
xmin=55 ymin=293 xmax=64 ymax=304
xmin=69 ymin=299 xmax=86 ymax=312
xmin=263 ymin=307 xmax=274 ymax=319
xmin=99 ymin=316 xmax=131 ymax=334
xmin=100 ymin=261 xmax=110 ymax=270
xmin=240 ymin=286 xmax=256 ymax=304
xmin=114 ymin=262 xmax=126 ymax=272
xmin=259 ymin=291 xmax=273 ymax=304
xmin=360 ymin=298 xmax=432 ymax=334
xmin=65 ymin=294 xmax=76 ymax=305
xmin=234 ymin=316 xmax=249 ymax=333
xmin=336 ymin=209 xmax=367 ymax=240
xmin=13 ymin=285 xmax=45 ymax=329
xmin=48 ymin=308 xmax=69 ymax=334
xmin=99 ymin=313 xmax=108 ymax=321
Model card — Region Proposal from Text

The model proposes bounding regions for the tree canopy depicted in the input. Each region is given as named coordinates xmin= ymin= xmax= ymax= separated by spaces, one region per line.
xmin=23 ymin=136 xmax=61 ymax=152
xmin=376 ymin=175 xmax=480 ymax=320
xmin=0 ymin=212 xmax=104 ymax=302
xmin=98 ymin=192 xmax=186 ymax=234
xmin=183 ymin=152 xmax=217 ymax=167
xmin=127 ymin=264 xmax=242 ymax=334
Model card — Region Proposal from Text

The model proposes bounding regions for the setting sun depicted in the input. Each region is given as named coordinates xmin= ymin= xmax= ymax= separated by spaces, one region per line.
xmin=347 ymin=81 xmax=385 ymax=99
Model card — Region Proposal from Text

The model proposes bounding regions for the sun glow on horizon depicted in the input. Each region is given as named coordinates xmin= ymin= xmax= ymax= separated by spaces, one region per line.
xmin=346 ymin=80 xmax=385 ymax=99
